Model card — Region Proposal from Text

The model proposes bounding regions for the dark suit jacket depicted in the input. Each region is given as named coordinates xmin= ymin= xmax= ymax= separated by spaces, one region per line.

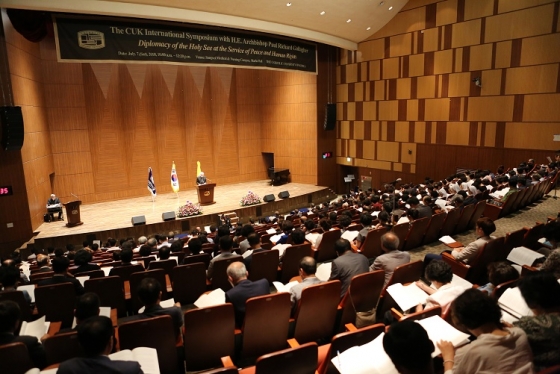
xmin=57 ymin=355 xmax=142 ymax=374
xmin=196 ymin=176 xmax=207 ymax=185
xmin=329 ymin=251 xmax=369 ymax=298
xmin=225 ymin=278 xmax=270 ymax=327
xmin=35 ymin=266 xmax=53 ymax=273
xmin=0 ymin=332 xmax=47 ymax=369
xmin=37 ymin=275 xmax=85 ymax=296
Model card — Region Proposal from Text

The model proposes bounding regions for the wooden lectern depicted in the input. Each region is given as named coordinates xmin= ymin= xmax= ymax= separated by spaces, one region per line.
xmin=63 ymin=200 xmax=83 ymax=227
xmin=196 ymin=183 xmax=216 ymax=205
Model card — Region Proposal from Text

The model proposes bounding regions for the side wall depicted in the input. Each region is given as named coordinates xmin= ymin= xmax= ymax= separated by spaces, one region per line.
xmin=336 ymin=0 xmax=560 ymax=186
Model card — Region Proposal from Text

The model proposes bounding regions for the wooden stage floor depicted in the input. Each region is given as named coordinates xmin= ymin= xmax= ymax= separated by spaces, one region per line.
xmin=32 ymin=180 xmax=332 ymax=249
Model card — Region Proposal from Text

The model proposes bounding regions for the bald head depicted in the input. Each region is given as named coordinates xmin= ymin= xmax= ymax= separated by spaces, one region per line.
xmin=381 ymin=232 xmax=399 ymax=252
xmin=299 ymin=256 xmax=317 ymax=277
xmin=226 ymin=261 xmax=247 ymax=284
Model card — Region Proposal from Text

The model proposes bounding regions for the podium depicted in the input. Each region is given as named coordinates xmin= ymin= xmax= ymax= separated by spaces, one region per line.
xmin=63 ymin=200 xmax=83 ymax=227
xmin=196 ymin=183 xmax=216 ymax=205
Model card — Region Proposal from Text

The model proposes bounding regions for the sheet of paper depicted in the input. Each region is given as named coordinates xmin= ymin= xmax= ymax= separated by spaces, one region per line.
xmin=435 ymin=199 xmax=448 ymax=209
xmin=109 ymin=347 xmax=160 ymax=374
xmin=439 ymin=235 xmax=456 ymax=244
xmin=266 ymin=228 xmax=277 ymax=234
xmin=305 ymin=233 xmax=320 ymax=246
xmin=270 ymin=234 xmax=283 ymax=243
xmin=101 ymin=267 xmax=112 ymax=276
xmin=72 ymin=306 xmax=112 ymax=328
xmin=416 ymin=316 xmax=470 ymax=356
xmin=194 ymin=289 xmax=226 ymax=309
xmin=315 ymin=262 xmax=332 ymax=282
xmin=271 ymin=243 xmax=291 ymax=258
xmin=386 ymin=283 xmax=429 ymax=311
xmin=272 ymin=280 xmax=299 ymax=293
xmin=371 ymin=211 xmax=380 ymax=217
xmin=341 ymin=230 xmax=359 ymax=242
xmin=242 ymin=249 xmax=253 ymax=259
xmin=431 ymin=274 xmax=473 ymax=290
xmin=507 ymin=246 xmax=545 ymax=266
xmin=331 ymin=332 xmax=398 ymax=374
xmin=397 ymin=216 xmax=409 ymax=225
xmin=17 ymin=284 xmax=36 ymax=303
xmin=20 ymin=316 xmax=49 ymax=341
xmin=498 ymin=287 xmax=533 ymax=319
xmin=76 ymin=276 xmax=90 ymax=287
xmin=20 ymin=262 xmax=31 ymax=278
xmin=501 ymin=309 xmax=519 ymax=324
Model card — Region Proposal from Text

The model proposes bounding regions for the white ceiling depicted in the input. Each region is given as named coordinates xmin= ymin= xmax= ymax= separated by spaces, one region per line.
xmin=0 ymin=0 xmax=408 ymax=50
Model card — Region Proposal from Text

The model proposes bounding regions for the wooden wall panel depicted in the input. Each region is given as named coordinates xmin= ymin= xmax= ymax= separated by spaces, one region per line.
xmin=505 ymin=64 xmax=558 ymax=94
xmin=486 ymin=3 xmax=555 ymax=43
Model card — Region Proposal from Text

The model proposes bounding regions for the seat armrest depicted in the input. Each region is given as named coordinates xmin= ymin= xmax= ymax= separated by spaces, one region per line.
xmin=345 ymin=323 xmax=358 ymax=332
xmin=221 ymin=356 xmax=235 ymax=367
xmin=287 ymin=338 xmax=300 ymax=348
xmin=390 ymin=308 xmax=404 ymax=321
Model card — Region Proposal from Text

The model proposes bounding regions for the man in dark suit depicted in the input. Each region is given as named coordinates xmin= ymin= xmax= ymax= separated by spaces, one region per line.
xmin=243 ymin=233 xmax=267 ymax=271
xmin=329 ymin=238 xmax=369 ymax=298
xmin=37 ymin=256 xmax=85 ymax=296
xmin=225 ymin=261 xmax=269 ymax=327
xmin=46 ymin=193 xmax=63 ymax=221
xmin=0 ymin=300 xmax=47 ymax=369
xmin=57 ymin=316 xmax=142 ymax=374
xmin=73 ymin=249 xmax=101 ymax=275
xmin=196 ymin=172 xmax=207 ymax=185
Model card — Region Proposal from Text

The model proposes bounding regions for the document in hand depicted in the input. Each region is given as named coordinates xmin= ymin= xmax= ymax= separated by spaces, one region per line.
xmin=305 ymin=232 xmax=320 ymax=246
xmin=76 ymin=276 xmax=90 ymax=287
xmin=386 ymin=283 xmax=429 ymax=311
xmin=138 ymin=298 xmax=176 ymax=313
xmin=101 ymin=267 xmax=112 ymax=276
xmin=315 ymin=262 xmax=332 ymax=281
xmin=271 ymin=243 xmax=291 ymax=257
xmin=17 ymin=284 xmax=36 ymax=303
xmin=507 ymin=246 xmax=545 ymax=266
xmin=439 ymin=236 xmax=463 ymax=248
xmin=415 ymin=315 xmax=470 ymax=356
xmin=341 ymin=230 xmax=359 ymax=242
xmin=20 ymin=316 xmax=50 ymax=341
xmin=498 ymin=287 xmax=534 ymax=319
xmin=430 ymin=274 xmax=472 ymax=291
xmin=73 ymin=307 xmax=111 ymax=328
xmin=272 ymin=281 xmax=299 ymax=293
xmin=270 ymin=234 xmax=283 ymax=243
xmin=109 ymin=347 xmax=160 ymax=374
xmin=266 ymin=228 xmax=277 ymax=235
xmin=331 ymin=332 xmax=398 ymax=374
xmin=194 ymin=289 xmax=226 ymax=309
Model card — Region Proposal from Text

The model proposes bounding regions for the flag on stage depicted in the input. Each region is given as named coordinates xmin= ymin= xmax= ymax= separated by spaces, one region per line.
xmin=171 ymin=162 xmax=180 ymax=193
xmin=196 ymin=161 xmax=202 ymax=177
xmin=147 ymin=167 xmax=156 ymax=196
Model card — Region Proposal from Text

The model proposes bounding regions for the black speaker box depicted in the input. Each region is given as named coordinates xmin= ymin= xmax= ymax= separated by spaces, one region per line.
xmin=162 ymin=211 xmax=176 ymax=221
xmin=263 ymin=194 xmax=276 ymax=203
xmin=323 ymin=103 xmax=336 ymax=131
xmin=278 ymin=191 xmax=290 ymax=199
xmin=131 ymin=215 xmax=146 ymax=226
xmin=1 ymin=106 xmax=24 ymax=151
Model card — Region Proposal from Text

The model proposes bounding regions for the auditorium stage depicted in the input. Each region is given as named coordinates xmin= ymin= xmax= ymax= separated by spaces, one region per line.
xmin=31 ymin=181 xmax=332 ymax=250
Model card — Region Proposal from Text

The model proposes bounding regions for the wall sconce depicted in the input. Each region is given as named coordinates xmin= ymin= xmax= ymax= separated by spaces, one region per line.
xmin=472 ymin=77 xmax=482 ymax=88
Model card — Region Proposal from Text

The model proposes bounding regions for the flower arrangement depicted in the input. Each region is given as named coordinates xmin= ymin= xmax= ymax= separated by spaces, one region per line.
xmin=240 ymin=191 xmax=262 ymax=206
xmin=177 ymin=200 xmax=202 ymax=218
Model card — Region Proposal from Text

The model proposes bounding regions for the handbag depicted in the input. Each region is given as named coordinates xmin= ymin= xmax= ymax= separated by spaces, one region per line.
xmin=349 ymin=291 xmax=377 ymax=328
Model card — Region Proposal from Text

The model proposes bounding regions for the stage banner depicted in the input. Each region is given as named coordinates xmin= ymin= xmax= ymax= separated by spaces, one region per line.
xmin=53 ymin=14 xmax=317 ymax=74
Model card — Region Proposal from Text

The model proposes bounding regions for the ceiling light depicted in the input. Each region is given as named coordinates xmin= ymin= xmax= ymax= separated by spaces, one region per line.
xmin=346 ymin=19 xmax=351 ymax=23
xmin=286 ymin=2 xmax=291 ymax=6
xmin=366 ymin=27 xmax=371 ymax=30
xmin=320 ymin=11 xmax=325 ymax=15
xmin=388 ymin=6 xmax=393 ymax=10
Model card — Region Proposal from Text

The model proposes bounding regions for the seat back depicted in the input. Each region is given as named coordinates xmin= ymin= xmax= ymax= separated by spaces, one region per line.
xmin=376 ymin=260 xmax=424 ymax=320
xmin=210 ymin=255 xmax=243 ymax=291
xmin=467 ymin=200 xmax=487 ymax=230
xmin=119 ymin=315 xmax=179 ymax=374
xmin=109 ymin=264 xmax=144 ymax=281
xmin=359 ymin=227 xmax=389 ymax=259
xmin=519 ymin=185 xmax=534 ymax=208
xmin=399 ymin=305 xmax=442 ymax=322
xmin=254 ymin=342 xmax=318 ymax=374
xmin=248 ymin=249 xmax=279 ymax=284
xmin=242 ymin=292 xmax=291 ymax=360
xmin=391 ymin=223 xmax=410 ymax=250
xmin=84 ymin=275 xmax=126 ymax=317
xmin=172 ymin=263 xmax=207 ymax=305
xmin=503 ymin=228 xmax=529 ymax=260
xmin=467 ymin=237 xmax=505 ymax=284
xmin=454 ymin=203 xmax=476 ymax=234
xmin=30 ymin=271 xmax=54 ymax=283
xmin=315 ymin=230 xmax=342 ymax=263
xmin=129 ymin=269 xmax=167 ymax=313
xmin=500 ymin=191 xmax=520 ymax=217
xmin=148 ymin=259 xmax=178 ymax=279
xmin=523 ymin=222 xmax=546 ymax=250
xmin=439 ymin=208 xmax=462 ymax=237
xmin=403 ymin=218 xmax=430 ymax=251
xmin=35 ymin=282 xmax=76 ymax=327
xmin=183 ymin=304 xmax=236 ymax=372
xmin=293 ymin=280 xmax=341 ymax=344
xmin=490 ymin=279 xmax=518 ymax=300
xmin=183 ymin=253 xmax=211 ymax=268
xmin=510 ymin=188 xmax=528 ymax=212
xmin=0 ymin=342 xmax=34 ymax=374
xmin=338 ymin=271 xmax=384 ymax=331
xmin=77 ymin=269 xmax=105 ymax=279
xmin=441 ymin=252 xmax=471 ymax=279
xmin=318 ymin=324 xmax=385 ymax=374
xmin=422 ymin=213 xmax=447 ymax=245
xmin=0 ymin=290 xmax=32 ymax=322
xmin=280 ymin=244 xmax=313 ymax=283
xmin=43 ymin=331 xmax=83 ymax=365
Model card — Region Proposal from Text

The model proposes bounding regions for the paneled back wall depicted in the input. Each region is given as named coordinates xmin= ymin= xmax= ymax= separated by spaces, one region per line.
xmin=337 ymin=0 xmax=560 ymax=185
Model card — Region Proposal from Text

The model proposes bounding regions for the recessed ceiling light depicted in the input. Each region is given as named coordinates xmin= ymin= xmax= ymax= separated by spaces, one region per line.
xmin=320 ymin=11 xmax=325 ymax=15
xmin=379 ymin=1 xmax=385 ymax=5
xmin=388 ymin=6 xmax=393 ymax=10
xmin=346 ymin=19 xmax=351 ymax=23
xmin=286 ymin=2 xmax=291 ymax=6
xmin=366 ymin=27 xmax=371 ymax=30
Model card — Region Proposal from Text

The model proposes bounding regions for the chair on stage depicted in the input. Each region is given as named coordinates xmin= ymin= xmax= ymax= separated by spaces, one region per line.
xmin=109 ymin=264 xmax=144 ymax=282
xmin=337 ymin=271 xmax=384 ymax=332
xmin=129 ymin=269 xmax=167 ymax=314
xmin=314 ymin=230 xmax=341 ymax=263
xmin=84 ymin=276 xmax=126 ymax=318
xmin=172 ymin=263 xmax=207 ymax=305
xmin=248 ymin=249 xmax=279 ymax=284
xmin=358 ymin=227 xmax=389 ymax=259
xmin=279 ymin=244 xmax=313 ymax=284
xmin=43 ymin=331 xmax=83 ymax=366
xmin=183 ymin=304 xmax=236 ymax=372
xmin=0 ymin=342 xmax=34 ymax=374
xmin=209 ymin=256 xmax=243 ymax=291
xmin=118 ymin=315 xmax=179 ymax=374
xmin=35 ymin=282 xmax=76 ymax=328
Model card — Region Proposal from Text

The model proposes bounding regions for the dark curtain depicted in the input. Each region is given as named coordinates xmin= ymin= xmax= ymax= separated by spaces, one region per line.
xmin=6 ymin=9 xmax=52 ymax=43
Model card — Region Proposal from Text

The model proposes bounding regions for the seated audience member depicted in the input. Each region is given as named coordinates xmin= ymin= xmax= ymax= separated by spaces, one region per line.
xmin=0 ymin=265 xmax=32 ymax=304
xmin=57 ymin=316 xmax=142 ymax=374
xmin=312 ymin=219 xmax=332 ymax=249
xmin=408 ymin=197 xmax=432 ymax=219
xmin=157 ymin=245 xmax=172 ymax=262
xmin=383 ymin=320 xmax=436 ymax=374
xmin=133 ymin=236 xmax=148 ymax=253
xmin=38 ymin=256 xmax=85 ymax=296
xmin=0 ymin=300 xmax=47 ymax=369
xmin=415 ymin=261 xmax=463 ymax=315
xmin=238 ymin=224 xmax=256 ymax=254
xmin=156 ymin=234 xmax=170 ymax=250
xmin=352 ymin=213 xmax=374 ymax=250
xmin=73 ymin=249 xmax=101 ymax=275
xmin=537 ymin=220 xmax=560 ymax=256
xmin=374 ymin=211 xmax=393 ymax=229
xmin=513 ymin=272 xmax=560 ymax=370
xmin=370 ymin=232 xmax=410 ymax=286
xmin=289 ymin=256 xmax=322 ymax=312
xmin=225 ymin=262 xmax=269 ymax=327
xmin=57 ymin=292 xmax=101 ymax=334
xmin=541 ymin=248 xmax=560 ymax=279
xmin=207 ymin=235 xmax=237 ymax=280
xmin=2 ymin=259 xmax=30 ymax=284
xmin=478 ymin=262 xmax=519 ymax=294
xmin=169 ymin=240 xmax=183 ymax=254
xmin=135 ymin=278 xmax=183 ymax=337
xmin=138 ymin=244 xmax=153 ymax=258
xmin=90 ymin=243 xmax=101 ymax=254
xmin=105 ymin=238 xmax=120 ymax=252
xmin=273 ymin=220 xmax=294 ymax=245
xmin=146 ymin=237 xmax=158 ymax=251
xmin=185 ymin=238 xmax=202 ymax=256
xmin=243 ymin=233 xmax=265 ymax=271
xmin=35 ymin=254 xmax=52 ymax=273
xmin=499 ymin=178 xmax=519 ymax=202
xmin=329 ymin=239 xmax=369 ymax=299
xmin=438 ymin=289 xmax=534 ymax=374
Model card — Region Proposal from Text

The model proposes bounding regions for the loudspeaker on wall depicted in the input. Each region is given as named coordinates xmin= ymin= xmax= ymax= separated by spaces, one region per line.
xmin=162 ymin=211 xmax=175 ymax=221
xmin=323 ymin=103 xmax=336 ymax=131
xmin=278 ymin=191 xmax=290 ymax=199
xmin=131 ymin=215 xmax=146 ymax=226
xmin=263 ymin=194 xmax=276 ymax=203
xmin=1 ymin=106 xmax=24 ymax=151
